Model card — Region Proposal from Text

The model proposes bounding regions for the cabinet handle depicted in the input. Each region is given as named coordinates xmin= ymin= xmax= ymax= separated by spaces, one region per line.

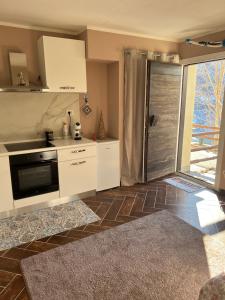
xmin=71 ymin=161 xmax=86 ymax=166
xmin=105 ymin=148 xmax=111 ymax=150
xmin=60 ymin=86 xmax=75 ymax=90
xmin=71 ymin=149 xmax=86 ymax=153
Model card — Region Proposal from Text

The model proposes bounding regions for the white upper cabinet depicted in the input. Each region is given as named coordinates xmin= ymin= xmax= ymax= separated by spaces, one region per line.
xmin=38 ymin=36 xmax=87 ymax=93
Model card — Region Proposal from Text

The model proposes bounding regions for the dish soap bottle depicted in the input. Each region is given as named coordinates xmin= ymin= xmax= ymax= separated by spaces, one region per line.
xmin=62 ymin=122 xmax=69 ymax=139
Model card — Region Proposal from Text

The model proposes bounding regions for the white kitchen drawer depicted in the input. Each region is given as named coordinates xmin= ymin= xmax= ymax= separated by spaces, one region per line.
xmin=59 ymin=156 xmax=96 ymax=197
xmin=97 ymin=141 xmax=120 ymax=191
xmin=58 ymin=145 xmax=96 ymax=162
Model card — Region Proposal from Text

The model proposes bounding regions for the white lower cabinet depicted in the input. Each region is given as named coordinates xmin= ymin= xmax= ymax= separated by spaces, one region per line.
xmin=97 ymin=140 xmax=120 ymax=191
xmin=58 ymin=156 xmax=96 ymax=197
xmin=0 ymin=156 xmax=13 ymax=212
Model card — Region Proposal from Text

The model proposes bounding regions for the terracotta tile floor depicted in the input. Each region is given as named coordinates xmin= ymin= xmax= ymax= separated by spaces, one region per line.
xmin=1 ymin=177 xmax=225 ymax=299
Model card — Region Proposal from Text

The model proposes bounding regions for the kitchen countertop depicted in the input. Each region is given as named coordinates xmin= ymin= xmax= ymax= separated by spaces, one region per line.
xmin=0 ymin=138 xmax=96 ymax=157
xmin=96 ymin=138 xmax=119 ymax=144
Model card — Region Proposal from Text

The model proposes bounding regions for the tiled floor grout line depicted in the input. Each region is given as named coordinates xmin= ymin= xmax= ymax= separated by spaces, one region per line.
xmin=0 ymin=251 xmax=6 ymax=257
xmin=0 ymin=269 xmax=19 ymax=276
xmin=15 ymin=245 xmax=37 ymax=252
xmin=80 ymin=202 xmax=103 ymax=230
xmin=153 ymin=189 xmax=158 ymax=208
xmin=1 ymin=253 xmax=24 ymax=262
xmin=1 ymin=248 xmax=11 ymax=257
xmin=38 ymin=240 xmax=62 ymax=247
xmin=3 ymin=244 xmax=39 ymax=254
xmin=127 ymin=195 xmax=137 ymax=216
xmin=165 ymin=185 xmax=167 ymax=205
xmin=0 ymin=287 xmax=4 ymax=295
xmin=14 ymin=287 xmax=26 ymax=300
xmin=141 ymin=192 xmax=148 ymax=212
xmin=0 ymin=273 xmax=18 ymax=296
xmin=98 ymin=202 xmax=114 ymax=225
xmin=115 ymin=196 xmax=127 ymax=219
xmin=113 ymin=196 xmax=127 ymax=221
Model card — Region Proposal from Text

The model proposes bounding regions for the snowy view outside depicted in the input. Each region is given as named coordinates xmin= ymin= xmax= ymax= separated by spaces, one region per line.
xmin=190 ymin=60 xmax=225 ymax=183
xmin=193 ymin=60 xmax=225 ymax=145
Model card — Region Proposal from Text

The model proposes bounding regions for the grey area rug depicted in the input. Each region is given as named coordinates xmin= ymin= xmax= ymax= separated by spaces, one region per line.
xmin=21 ymin=210 xmax=225 ymax=300
xmin=163 ymin=176 xmax=204 ymax=193
xmin=0 ymin=200 xmax=99 ymax=251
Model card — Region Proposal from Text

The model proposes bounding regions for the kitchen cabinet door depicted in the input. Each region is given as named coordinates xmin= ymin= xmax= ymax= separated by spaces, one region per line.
xmin=97 ymin=141 xmax=120 ymax=191
xmin=0 ymin=156 xmax=13 ymax=212
xmin=59 ymin=157 xmax=96 ymax=197
xmin=38 ymin=36 xmax=87 ymax=93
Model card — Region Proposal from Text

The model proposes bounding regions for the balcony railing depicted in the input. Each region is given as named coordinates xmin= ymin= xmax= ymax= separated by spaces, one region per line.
xmin=190 ymin=123 xmax=219 ymax=164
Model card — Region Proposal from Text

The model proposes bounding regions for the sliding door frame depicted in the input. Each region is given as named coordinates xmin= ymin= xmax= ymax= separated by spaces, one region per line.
xmin=177 ymin=51 xmax=225 ymax=190
xmin=176 ymin=66 xmax=188 ymax=173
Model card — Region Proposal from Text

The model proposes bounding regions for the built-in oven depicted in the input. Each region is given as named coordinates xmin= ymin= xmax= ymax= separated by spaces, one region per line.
xmin=9 ymin=150 xmax=59 ymax=200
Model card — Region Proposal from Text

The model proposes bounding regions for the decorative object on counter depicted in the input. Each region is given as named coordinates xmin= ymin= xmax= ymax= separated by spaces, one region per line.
xmin=81 ymin=94 xmax=92 ymax=115
xmin=73 ymin=121 xmax=82 ymax=140
xmin=97 ymin=111 xmax=106 ymax=140
xmin=45 ymin=130 xmax=54 ymax=142
xmin=62 ymin=121 xmax=69 ymax=139
xmin=9 ymin=52 xmax=29 ymax=86
xmin=17 ymin=72 xmax=26 ymax=86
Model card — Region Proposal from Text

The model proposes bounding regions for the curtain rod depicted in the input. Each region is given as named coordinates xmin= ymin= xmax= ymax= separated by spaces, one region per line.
xmin=124 ymin=48 xmax=148 ymax=55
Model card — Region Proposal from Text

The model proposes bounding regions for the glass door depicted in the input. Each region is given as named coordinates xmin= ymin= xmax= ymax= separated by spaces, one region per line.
xmin=177 ymin=60 xmax=225 ymax=185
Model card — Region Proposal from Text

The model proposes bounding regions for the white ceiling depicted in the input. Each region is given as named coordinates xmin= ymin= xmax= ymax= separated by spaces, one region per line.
xmin=1 ymin=0 xmax=225 ymax=41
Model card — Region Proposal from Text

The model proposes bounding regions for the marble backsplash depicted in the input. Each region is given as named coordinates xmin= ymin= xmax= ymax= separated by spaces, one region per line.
xmin=0 ymin=92 xmax=80 ymax=142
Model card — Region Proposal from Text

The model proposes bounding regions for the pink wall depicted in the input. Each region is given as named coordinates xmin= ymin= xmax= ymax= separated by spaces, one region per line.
xmin=86 ymin=29 xmax=179 ymax=61
xmin=79 ymin=61 xmax=119 ymax=140
xmin=80 ymin=61 xmax=108 ymax=139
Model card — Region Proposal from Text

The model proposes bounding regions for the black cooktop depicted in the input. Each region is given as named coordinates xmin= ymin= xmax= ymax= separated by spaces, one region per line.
xmin=5 ymin=141 xmax=55 ymax=152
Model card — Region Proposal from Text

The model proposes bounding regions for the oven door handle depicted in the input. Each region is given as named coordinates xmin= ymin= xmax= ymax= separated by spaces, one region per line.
xmin=39 ymin=160 xmax=58 ymax=163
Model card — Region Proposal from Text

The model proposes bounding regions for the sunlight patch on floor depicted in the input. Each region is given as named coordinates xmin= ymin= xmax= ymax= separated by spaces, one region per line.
xmin=195 ymin=190 xmax=225 ymax=228
xmin=203 ymin=234 xmax=225 ymax=277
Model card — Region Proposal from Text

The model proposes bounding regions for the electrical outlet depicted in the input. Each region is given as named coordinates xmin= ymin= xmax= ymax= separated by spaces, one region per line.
xmin=66 ymin=110 xmax=73 ymax=115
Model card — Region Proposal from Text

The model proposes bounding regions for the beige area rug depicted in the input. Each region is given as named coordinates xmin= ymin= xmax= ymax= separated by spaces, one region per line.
xmin=20 ymin=210 xmax=225 ymax=300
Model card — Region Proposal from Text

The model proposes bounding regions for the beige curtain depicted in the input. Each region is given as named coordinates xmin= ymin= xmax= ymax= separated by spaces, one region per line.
xmin=121 ymin=49 xmax=147 ymax=186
